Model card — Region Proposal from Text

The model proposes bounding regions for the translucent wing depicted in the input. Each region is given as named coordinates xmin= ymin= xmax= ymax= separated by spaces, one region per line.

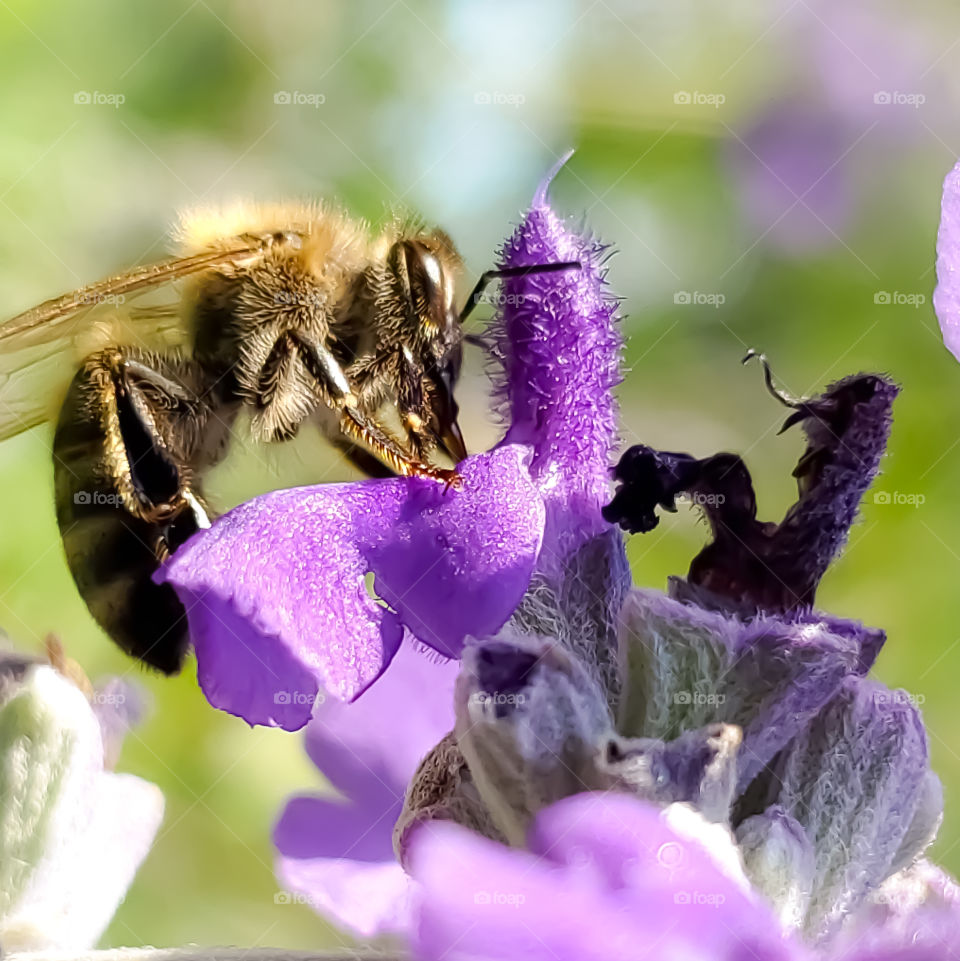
xmin=0 ymin=243 xmax=261 ymax=442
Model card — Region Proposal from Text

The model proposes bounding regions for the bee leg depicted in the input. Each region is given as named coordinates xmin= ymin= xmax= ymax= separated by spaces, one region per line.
xmin=54 ymin=348 xmax=214 ymax=674
xmin=332 ymin=440 xmax=396 ymax=479
xmin=283 ymin=332 xmax=462 ymax=488
xmin=339 ymin=407 xmax=461 ymax=488
xmin=105 ymin=354 xmax=210 ymax=525
xmin=254 ymin=330 xmax=355 ymax=441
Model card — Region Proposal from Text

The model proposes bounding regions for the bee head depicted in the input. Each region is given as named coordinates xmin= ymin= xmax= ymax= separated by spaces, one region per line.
xmin=387 ymin=234 xmax=467 ymax=463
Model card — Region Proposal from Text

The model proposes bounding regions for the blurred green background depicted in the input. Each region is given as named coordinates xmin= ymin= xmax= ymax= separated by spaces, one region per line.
xmin=1 ymin=0 xmax=960 ymax=950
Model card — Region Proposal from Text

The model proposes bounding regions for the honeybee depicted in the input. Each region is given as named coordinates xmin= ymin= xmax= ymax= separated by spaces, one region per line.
xmin=0 ymin=201 xmax=577 ymax=674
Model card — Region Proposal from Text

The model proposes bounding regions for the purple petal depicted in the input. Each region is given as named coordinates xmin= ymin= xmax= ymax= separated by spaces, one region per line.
xmin=90 ymin=676 xmax=148 ymax=769
xmin=408 ymin=793 xmax=797 ymax=961
xmin=493 ymin=158 xmax=622 ymax=568
xmin=934 ymin=159 xmax=960 ymax=363
xmin=157 ymin=445 xmax=543 ymax=729
xmin=302 ymin=635 xmax=458 ymax=804
xmin=836 ymin=860 xmax=960 ymax=960
xmin=276 ymin=792 xmax=414 ymax=938
xmin=278 ymin=846 xmax=413 ymax=939
xmin=276 ymin=795 xmax=397 ymax=863
xmin=273 ymin=637 xmax=457 ymax=938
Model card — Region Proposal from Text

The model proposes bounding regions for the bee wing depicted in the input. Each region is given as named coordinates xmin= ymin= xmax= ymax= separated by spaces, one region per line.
xmin=0 ymin=242 xmax=261 ymax=442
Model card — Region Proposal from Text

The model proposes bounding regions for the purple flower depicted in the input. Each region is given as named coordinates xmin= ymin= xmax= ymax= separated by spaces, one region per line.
xmin=257 ymin=162 xmax=955 ymax=957
xmin=406 ymin=792 xmax=797 ymax=961
xmin=387 ymin=355 xmax=945 ymax=951
xmin=727 ymin=100 xmax=857 ymax=255
xmin=273 ymin=636 xmax=457 ymax=939
xmin=405 ymin=792 xmax=960 ymax=961
xmin=934 ymin=158 xmax=960 ymax=362
xmin=157 ymin=446 xmax=543 ymax=729
xmin=493 ymin=168 xmax=621 ymax=572
xmin=155 ymin=162 xmax=620 ymax=731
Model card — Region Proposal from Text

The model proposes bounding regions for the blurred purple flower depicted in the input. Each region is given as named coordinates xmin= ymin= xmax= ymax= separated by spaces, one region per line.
xmin=273 ymin=636 xmax=457 ymax=939
xmin=934 ymin=158 xmax=960 ymax=363
xmin=726 ymin=2 xmax=946 ymax=255
xmin=727 ymin=101 xmax=856 ymax=255
xmin=408 ymin=792 xmax=796 ymax=961
xmin=155 ymin=165 xmax=621 ymax=732
xmin=406 ymin=792 xmax=960 ymax=961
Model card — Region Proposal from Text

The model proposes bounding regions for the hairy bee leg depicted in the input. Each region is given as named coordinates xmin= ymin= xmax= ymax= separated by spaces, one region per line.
xmin=257 ymin=331 xmax=351 ymax=404
xmin=102 ymin=353 xmax=212 ymax=524
xmin=254 ymin=330 xmax=357 ymax=440
xmin=283 ymin=330 xmax=355 ymax=402
xmin=54 ymin=347 xmax=214 ymax=673
xmin=332 ymin=439 xmax=396 ymax=479
xmin=339 ymin=407 xmax=462 ymax=488
xmin=121 ymin=357 xmax=201 ymax=406
xmin=267 ymin=330 xmax=460 ymax=487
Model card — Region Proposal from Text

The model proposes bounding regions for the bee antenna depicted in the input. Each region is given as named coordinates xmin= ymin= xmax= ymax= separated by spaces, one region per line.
xmin=742 ymin=349 xmax=801 ymax=409
xmin=458 ymin=261 xmax=581 ymax=325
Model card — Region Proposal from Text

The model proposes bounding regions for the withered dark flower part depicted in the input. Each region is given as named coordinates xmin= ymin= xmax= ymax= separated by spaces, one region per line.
xmin=603 ymin=366 xmax=898 ymax=616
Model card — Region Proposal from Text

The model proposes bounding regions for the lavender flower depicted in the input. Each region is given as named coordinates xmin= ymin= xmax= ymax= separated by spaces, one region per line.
xmin=155 ymin=158 xmax=619 ymax=732
xmin=407 ymin=792 xmax=796 ymax=961
xmin=385 ymin=355 xmax=955 ymax=954
xmin=260 ymin=173 xmax=624 ymax=937
xmin=934 ymin=158 xmax=960 ymax=362
xmin=253 ymin=166 xmax=960 ymax=957
xmin=273 ymin=636 xmax=457 ymax=938
xmin=406 ymin=791 xmax=960 ymax=961
xmin=726 ymin=1 xmax=946 ymax=255
xmin=151 ymin=159 xmax=960 ymax=958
